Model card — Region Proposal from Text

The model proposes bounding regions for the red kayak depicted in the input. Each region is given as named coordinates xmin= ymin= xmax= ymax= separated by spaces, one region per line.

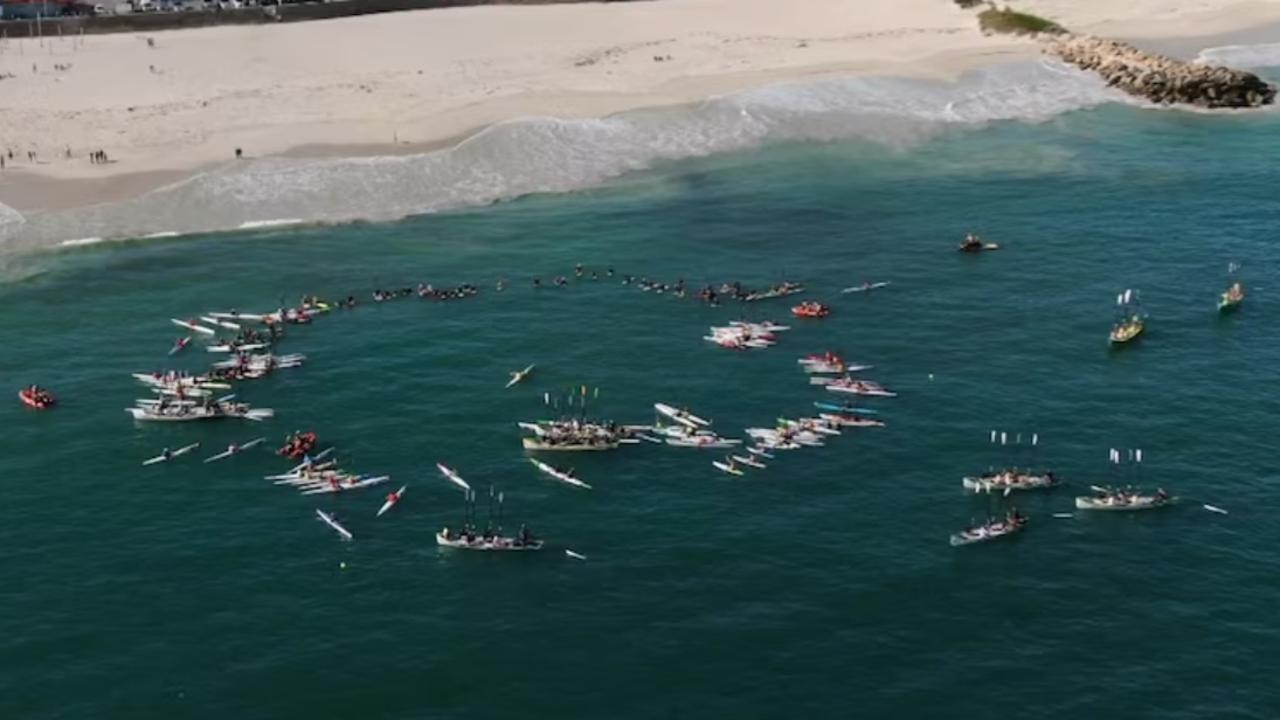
xmin=18 ymin=387 xmax=56 ymax=410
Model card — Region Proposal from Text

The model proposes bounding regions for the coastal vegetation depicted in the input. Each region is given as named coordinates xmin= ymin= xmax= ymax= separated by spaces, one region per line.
xmin=976 ymin=7 xmax=1066 ymax=36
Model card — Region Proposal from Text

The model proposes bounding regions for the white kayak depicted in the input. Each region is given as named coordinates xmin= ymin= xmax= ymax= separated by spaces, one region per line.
xmin=437 ymin=462 xmax=472 ymax=492
xmin=300 ymin=475 xmax=391 ymax=495
xmin=565 ymin=549 xmax=588 ymax=561
xmin=826 ymin=380 xmax=897 ymax=397
xmin=274 ymin=471 xmax=352 ymax=486
xmin=142 ymin=441 xmax=201 ymax=466
xmin=731 ymin=454 xmax=766 ymax=469
xmin=746 ymin=446 xmax=775 ymax=459
xmin=207 ymin=343 xmax=269 ymax=354
xmin=315 ymin=509 xmax=353 ymax=541
xmin=171 ymin=318 xmax=216 ymax=336
xmin=529 ymin=458 xmax=592 ymax=490
xmin=729 ymin=321 xmax=790 ymax=332
xmin=377 ymin=486 xmax=407 ymax=517
xmin=208 ymin=311 xmax=269 ymax=322
xmin=505 ymin=364 xmax=536 ymax=389
xmin=654 ymin=402 xmax=710 ymax=428
xmin=712 ymin=461 xmax=744 ymax=476
xmin=168 ymin=337 xmax=192 ymax=356
xmin=203 ymin=437 xmax=265 ymax=463
xmin=842 ymin=281 xmax=892 ymax=294
xmin=200 ymin=315 xmax=242 ymax=331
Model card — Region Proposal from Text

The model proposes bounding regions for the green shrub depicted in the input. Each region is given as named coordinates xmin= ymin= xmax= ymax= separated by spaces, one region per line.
xmin=977 ymin=7 xmax=1066 ymax=35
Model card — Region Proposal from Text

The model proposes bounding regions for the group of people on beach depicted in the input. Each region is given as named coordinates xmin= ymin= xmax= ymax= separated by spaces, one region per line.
xmin=89 ymin=150 xmax=111 ymax=165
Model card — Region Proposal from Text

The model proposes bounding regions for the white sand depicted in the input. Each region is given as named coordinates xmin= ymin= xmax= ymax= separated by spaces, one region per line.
xmin=1 ymin=0 xmax=1278 ymax=209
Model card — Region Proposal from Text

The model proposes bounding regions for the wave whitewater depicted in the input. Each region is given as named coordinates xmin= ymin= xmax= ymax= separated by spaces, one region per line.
xmin=0 ymin=60 xmax=1132 ymax=252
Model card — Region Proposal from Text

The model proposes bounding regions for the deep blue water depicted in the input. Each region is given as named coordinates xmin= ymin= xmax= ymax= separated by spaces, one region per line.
xmin=2 ymin=69 xmax=1279 ymax=719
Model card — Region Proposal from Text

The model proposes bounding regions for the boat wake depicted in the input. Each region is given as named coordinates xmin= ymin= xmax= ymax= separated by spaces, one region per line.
xmin=0 ymin=60 xmax=1133 ymax=252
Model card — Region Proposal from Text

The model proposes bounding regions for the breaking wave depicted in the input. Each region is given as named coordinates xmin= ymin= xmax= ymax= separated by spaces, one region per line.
xmin=1 ymin=60 xmax=1127 ymax=251
xmin=1196 ymin=42 xmax=1280 ymax=69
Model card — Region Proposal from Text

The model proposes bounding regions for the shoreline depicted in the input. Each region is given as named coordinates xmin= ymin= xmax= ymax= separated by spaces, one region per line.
xmin=3 ymin=0 xmax=1280 ymax=218
xmin=0 ymin=42 xmax=1038 ymax=214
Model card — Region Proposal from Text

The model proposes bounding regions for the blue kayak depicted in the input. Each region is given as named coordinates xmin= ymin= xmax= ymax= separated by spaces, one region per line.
xmin=813 ymin=401 xmax=878 ymax=415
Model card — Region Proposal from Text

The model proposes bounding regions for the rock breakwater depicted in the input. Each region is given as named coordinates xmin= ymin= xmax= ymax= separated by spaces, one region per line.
xmin=1048 ymin=35 xmax=1275 ymax=108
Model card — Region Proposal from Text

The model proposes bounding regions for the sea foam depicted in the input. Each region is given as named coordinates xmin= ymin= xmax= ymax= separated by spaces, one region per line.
xmin=3 ymin=60 xmax=1127 ymax=251
xmin=1196 ymin=42 xmax=1280 ymax=69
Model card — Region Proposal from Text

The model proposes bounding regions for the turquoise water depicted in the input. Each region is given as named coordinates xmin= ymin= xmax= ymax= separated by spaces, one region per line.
xmin=4 ymin=81 xmax=1280 ymax=718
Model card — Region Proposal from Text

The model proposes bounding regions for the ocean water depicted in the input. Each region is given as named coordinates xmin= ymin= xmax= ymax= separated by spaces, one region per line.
xmin=2 ymin=51 xmax=1280 ymax=720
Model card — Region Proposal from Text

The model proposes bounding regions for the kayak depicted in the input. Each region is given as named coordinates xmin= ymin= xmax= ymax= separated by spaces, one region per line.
xmin=813 ymin=401 xmax=878 ymax=415
xmin=1074 ymin=494 xmax=1175 ymax=511
xmin=529 ymin=458 xmax=592 ymax=490
xmin=203 ymin=437 xmax=265 ymax=463
xmin=168 ymin=337 xmax=192 ymax=356
xmin=142 ymin=442 xmax=201 ymax=466
xmin=207 ymin=343 xmax=269 ymax=354
xmin=841 ymin=281 xmax=891 ymax=294
xmin=208 ymin=312 xmax=269 ymax=322
xmin=376 ymin=486 xmax=407 ymax=517
xmin=826 ymin=380 xmax=897 ymax=397
xmin=746 ymin=446 xmax=775 ymax=459
xmin=654 ymin=403 xmax=710 ymax=428
xmin=818 ymin=413 xmax=885 ymax=428
xmin=712 ymin=461 xmax=744 ymax=476
xmin=437 ymin=462 xmax=472 ymax=492
xmin=950 ymin=518 xmax=1026 ymax=547
xmin=300 ymin=475 xmax=391 ymax=495
xmin=436 ymin=531 xmax=544 ymax=551
xmin=731 ymin=454 xmax=766 ymax=469
xmin=315 ymin=509 xmax=353 ymax=541
xmin=171 ymin=318 xmax=216 ymax=336
xmin=274 ymin=471 xmax=352 ymax=486
xmin=505 ymin=364 xmax=536 ymax=389
xmin=728 ymin=321 xmax=791 ymax=332
xmin=565 ymin=549 xmax=588 ymax=560
xmin=200 ymin=316 xmax=241 ymax=331
xmin=777 ymin=418 xmax=840 ymax=436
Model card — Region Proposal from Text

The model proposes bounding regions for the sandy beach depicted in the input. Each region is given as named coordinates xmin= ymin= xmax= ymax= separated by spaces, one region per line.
xmin=2 ymin=0 xmax=1279 ymax=213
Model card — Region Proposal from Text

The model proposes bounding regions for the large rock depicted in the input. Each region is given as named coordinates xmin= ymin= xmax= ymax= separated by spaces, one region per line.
xmin=1046 ymin=34 xmax=1276 ymax=108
